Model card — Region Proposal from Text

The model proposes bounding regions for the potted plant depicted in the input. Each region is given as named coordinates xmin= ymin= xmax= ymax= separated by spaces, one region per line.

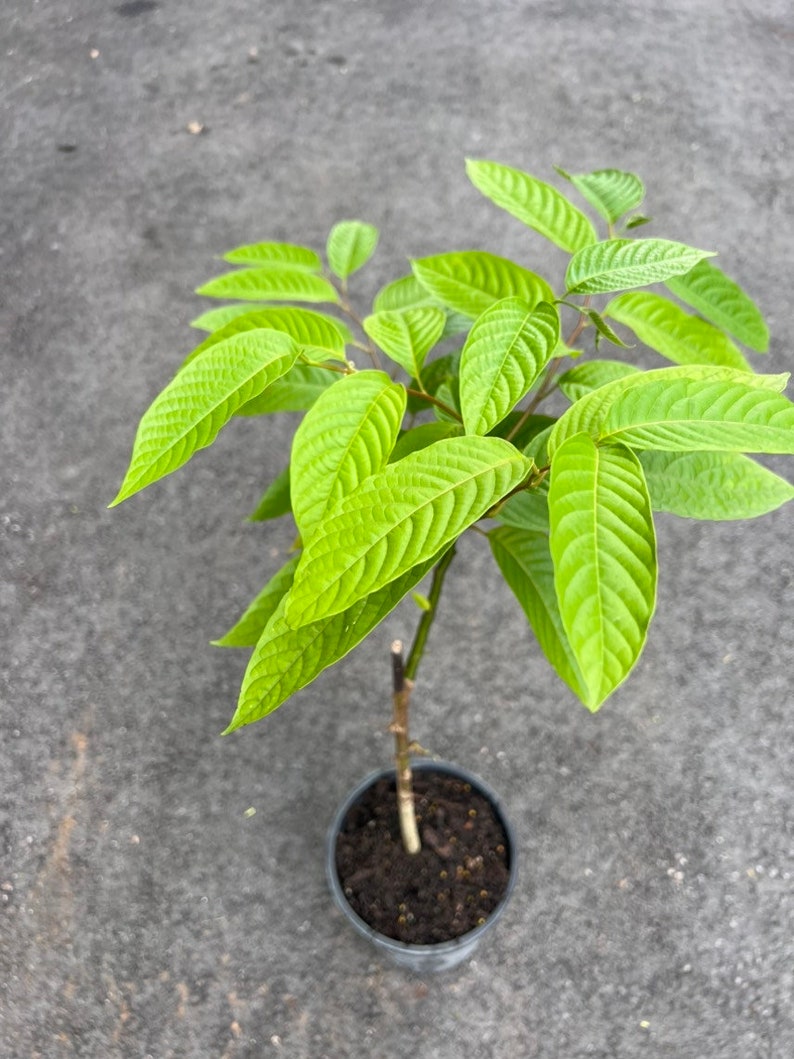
xmin=111 ymin=159 xmax=794 ymax=970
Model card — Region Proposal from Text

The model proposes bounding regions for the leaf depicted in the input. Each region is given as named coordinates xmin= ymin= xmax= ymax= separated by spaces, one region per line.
xmin=459 ymin=299 xmax=560 ymax=436
xmin=557 ymin=167 xmax=645 ymax=226
xmin=489 ymin=526 xmax=587 ymax=700
xmin=363 ymin=307 xmax=447 ymax=378
xmin=374 ymin=274 xmax=437 ymax=312
xmin=625 ymin=215 xmax=653 ymax=231
xmin=247 ymin=465 xmax=291 ymax=521
xmin=565 ymin=239 xmax=716 ymax=295
xmin=639 ymin=450 xmax=794 ymax=520
xmin=586 ymin=309 xmax=634 ymax=349
xmin=548 ymin=434 xmax=657 ymax=710
xmin=326 ymin=220 xmax=379 ymax=280
xmin=196 ymin=268 xmax=339 ymax=303
xmin=597 ymin=375 xmax=794 ymax=454
xmin=489 ymin=412 xmax=556 ymax=450
xmin=190 ymin=303 xmax=272 ymax=332
xmin=224 ymin=553 xmax=441 ymax=732
xmin=466 ymin=159 xmax=597 ymax=253
xmin=213 ymin=555 xmax=301 ymax=647
xmin=495 ymin=488 xmax=549 ymax=532
xmin=549 ymin=365 xmax=791 ymax=456
xmin=665 ymin=259 xmax=769 ymax=352
xmin=285 ymin=436 xmax=533 ymax=627
xmin=236 ymin=364 xmax=337 ymax=415
xmin=605 ymin=292 xmax=751 ymax=371
xmin=412 ymin=251 xmax=555 ymax=319
xmin=558 ymin=360 xmax=641 ymax=403
xmin=389 ymin=421 xmax=462 ymax=462
xmin=184 ymin=307 xmax=350 ymax=366
xmin=222 ymin=241 xmax=322 ymax=271
xmin=290 ymin=371 xmax=406 ymax=539
xmin=110 ymin=330 xmax=300 ymax=506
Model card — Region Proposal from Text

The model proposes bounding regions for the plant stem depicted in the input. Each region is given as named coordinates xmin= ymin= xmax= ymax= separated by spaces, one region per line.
xmin=404 ymin=386 xmax=463 ymax=423
xmin=390 ymin=640 xmax=421 ymax=855
xmin=405 ymin=545 xmax=456 ymax=681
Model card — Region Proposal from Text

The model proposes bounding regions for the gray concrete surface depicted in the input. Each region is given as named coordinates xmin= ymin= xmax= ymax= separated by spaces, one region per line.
xmin=1 ymin=1 xmax=792 ymax=1056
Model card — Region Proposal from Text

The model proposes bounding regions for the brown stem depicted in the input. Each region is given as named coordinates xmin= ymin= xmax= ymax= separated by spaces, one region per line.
xmin=390 ymin=640 xmax=420 ymax=855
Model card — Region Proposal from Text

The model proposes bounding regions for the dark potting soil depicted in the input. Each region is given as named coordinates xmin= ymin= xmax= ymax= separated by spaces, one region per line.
xmin=334 ymin=770 xmax=512 ymax=945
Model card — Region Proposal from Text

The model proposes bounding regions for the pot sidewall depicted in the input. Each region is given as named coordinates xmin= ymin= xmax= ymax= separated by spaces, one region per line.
xmin=326 ymin=760 xmax=518 ymax=973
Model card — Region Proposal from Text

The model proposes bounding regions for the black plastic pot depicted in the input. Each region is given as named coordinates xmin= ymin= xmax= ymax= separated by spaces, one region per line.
xmin=326 ymin=759 xmax=518 ymax=973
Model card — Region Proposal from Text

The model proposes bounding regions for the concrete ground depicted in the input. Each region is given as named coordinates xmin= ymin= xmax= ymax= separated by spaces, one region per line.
xmin=1 ymin=1 xmax=792 ymax=1056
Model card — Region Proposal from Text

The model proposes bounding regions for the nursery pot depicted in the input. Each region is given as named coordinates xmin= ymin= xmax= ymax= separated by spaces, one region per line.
xmin=327 ymin=759 xmax=518 ymax=973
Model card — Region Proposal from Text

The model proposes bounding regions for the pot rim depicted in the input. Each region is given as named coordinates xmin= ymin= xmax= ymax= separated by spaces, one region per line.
xmin=326 ymin=758 xmax=519 ymax=957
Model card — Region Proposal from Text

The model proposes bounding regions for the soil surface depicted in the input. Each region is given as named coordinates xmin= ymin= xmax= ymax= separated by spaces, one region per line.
xmin=334 ymin=770 xmax=512 ymax=945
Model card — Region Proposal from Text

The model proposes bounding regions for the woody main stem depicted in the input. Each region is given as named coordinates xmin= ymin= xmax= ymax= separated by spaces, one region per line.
xmin=391 ymin=640 xmax=421 ymax=855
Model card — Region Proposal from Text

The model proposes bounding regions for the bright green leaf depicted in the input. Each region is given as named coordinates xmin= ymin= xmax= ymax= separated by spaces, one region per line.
xmin=110 ymin=330 xmax=300 ymax=506
xmin=237 ymin=364 xmax=337 ymax=415
xmin=495 ymin=488 xmax=549 ymax=532
xmin=412 ymin=251 xmax=555 ymax=319
xmin=290 ymin=371 xmax=406 ymax=539
xmin=196 ymin=268 xmax=339 ymax=304
xmin=489 ymin=526 xmax=587 ymax=701
xmin=183 ymin=307 xmax=350 ymax=367
xmin=326 ymin=220 xmax=379 ymax=280
xmin=363 ymin=307 xmax=447 ymax=379
xmin=558 ymin=360 xmax=641 ymax=403
xmin=213 ymin=555 xmax=301 ymax=647
xmin=285 ymin=436 xmax=533 ymax=627
xmin=389 ymin=421 xmax=462 ymax=462
xmin=639 ymin=450 xmax=794 ymax=520
xmin=548 ymin=434 xmax=657 ymax=710
xmin=565 ymin=238 xmax=715 ymax=295
xmin=549 ymin=365 xmax=791 ymax=456
xmin=466 ymin=159 xmax=597 ymax=253
xmin=247 ymin=465 xmax=292 ymax=522
xmin=222 ymin=241 xmax=322 ymax=270
xmin=665 ymin=259 xmax=769 ymax=352
xmin=225 ymin=553 xmax=441 ymax=732
xmin=558 ymin=168 xmax=645 ymax=226
xmin=459 ymin=299 xmax=560 ymax=436
xmin=598 ymin=375 xmax=794 ymax=454
xmin=190 ymin=303 xmax=272 ymax=332
xmin=605 ymin=292 xmax=751 ymax=371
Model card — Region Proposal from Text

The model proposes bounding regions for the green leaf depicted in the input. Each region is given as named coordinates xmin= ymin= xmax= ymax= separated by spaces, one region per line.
xmin=247 ymin=465 xmax=291 ymax=521
xmin=665 ymin=259 xmax=769 ymax=352
xmin=459 ymin=299 xmax=560 ymax=436
xmin=213 ymin=554 xmax=301 ymax=647
xmin=558 ymin=167 xmax=645 ymax=226
xmin=640 ymin=450 xmax=794 ymax=520
xmin=326 ymin=220 xmax=379 ymax=280
xmin=196 ymin=268 xmax=339 ymax=304
xmin=565 ymin=239 xmax=716 ymax=295
xmin=495 ymin=488 xmax=549 ymax=532
xmin=190 ymin=303 xmax=272 ymax=332
xmin=549 ymin=365 xmax=791 ymax=456
xmin=489 ymin=526 xmax=587 ymax=701
xmin=389 ymin=421 xmax=462 ymax=462
xmin=222 ymin=241 xmax=322 ymax=270
xmin=597 ymin=375 xmax=794 ymax=454
xmin=224 ymin=553 xmax=441 ymax=732
xmin=585 ymin=309 xmax=634 ymax=350
xmin=363 ymin=307 xmax=447 ymax=378
xmin=290 ymin=371 xmax=406 ymax=539
xmin=184 ymin=307 xmax=350 ymax=367
xmin=285 ymin=436 xmax=533 ymax=627
xmin=548 ymin=434 xmax=657 ymax=710
xmin=558 ymin=360 xmax=641 ymax=403
xmin=237 ymin=364 xmax=337 ymax=415
xmin=605 ymin=292 xmax=751 ymax=371
xmin=489 ymin=412 xmax=556 ymax=450
xmin=110 ymin=330 xmax=300 ymax=506
xmin=466 ymin=159 xmax=597 ymax=253
xmin=624 ymin=215 xmax=653 ymax=231
xmin=412 ymin=251 xmax=555 ymax=319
